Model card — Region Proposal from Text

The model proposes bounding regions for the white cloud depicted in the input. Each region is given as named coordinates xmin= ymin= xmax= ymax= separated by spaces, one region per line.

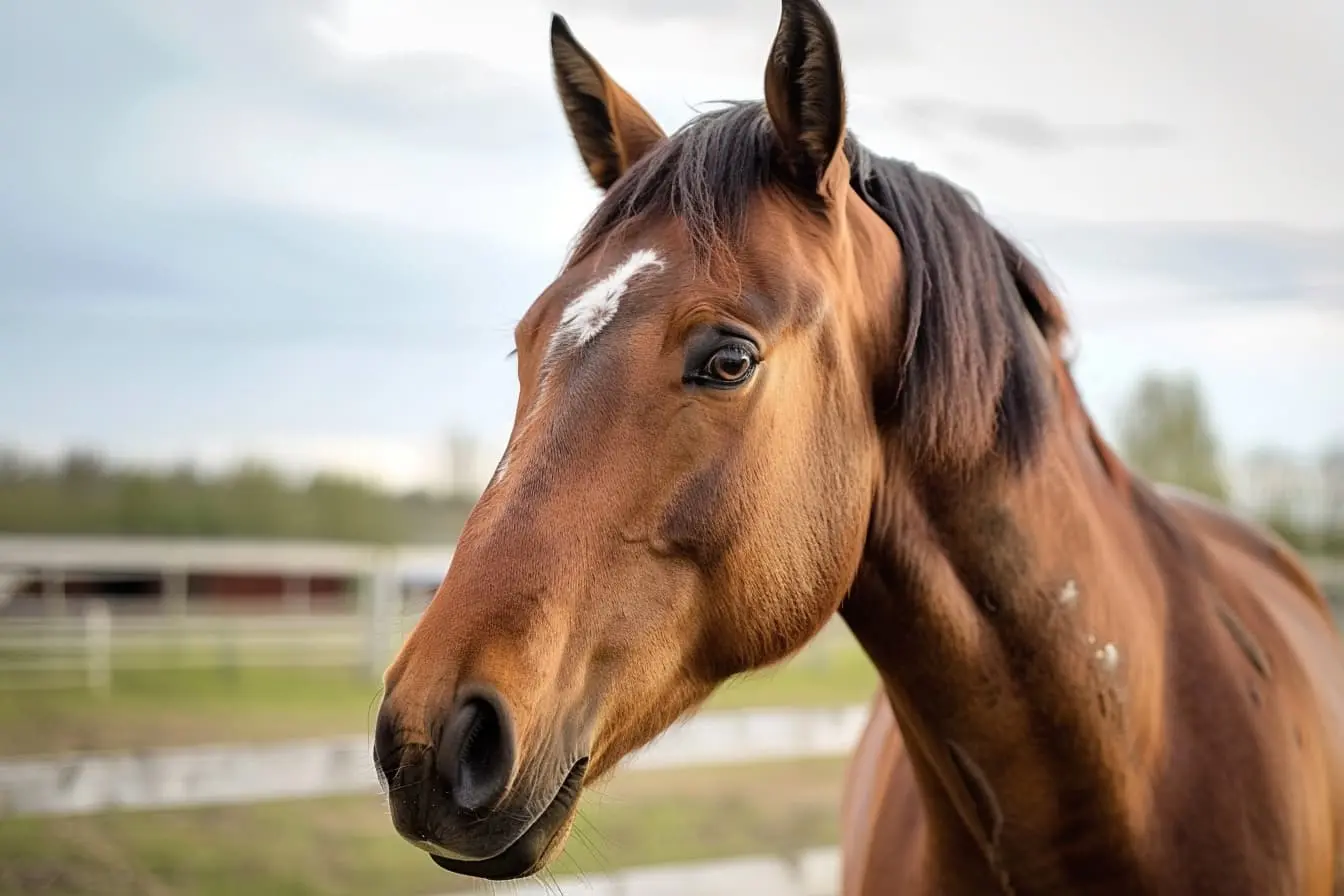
xmin=2 ymin=0 xmax=1340 ymax=490
xmin=125 ymin=90 xmax=592 ymax=257
xmin=317 ymin=0 xmax=1343 ymax=227
xmin=1076 ymin=303 xmax=1344 ymax=427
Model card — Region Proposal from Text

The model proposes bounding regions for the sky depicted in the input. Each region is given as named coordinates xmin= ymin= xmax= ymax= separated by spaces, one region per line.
xmin=1 ymin=0 xmax=1341 ymax=491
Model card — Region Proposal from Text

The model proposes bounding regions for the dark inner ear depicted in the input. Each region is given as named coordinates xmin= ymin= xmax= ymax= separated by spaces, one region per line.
xmin=550 ymin=20 xmax=621 ymax=190
xmin=764 ymin=0 xmax=846 ymax=196
xmin=561 ymin=84 xmax=622 ymax=190
xmin=550 ymin=14 xmax=666 ymax=192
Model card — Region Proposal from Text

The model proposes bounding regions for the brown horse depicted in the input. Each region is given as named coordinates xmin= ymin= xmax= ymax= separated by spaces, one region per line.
xmin=374 ymin=0 xmax=1344 ymax=892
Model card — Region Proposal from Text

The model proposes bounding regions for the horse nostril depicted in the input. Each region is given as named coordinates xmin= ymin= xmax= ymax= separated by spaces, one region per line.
xmin=437 ymin=686 xmax=516 ymax=814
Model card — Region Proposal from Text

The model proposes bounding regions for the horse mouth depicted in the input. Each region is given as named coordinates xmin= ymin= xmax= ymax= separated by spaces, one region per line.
xmin=428 ymin=757 xmax=588 ymax=881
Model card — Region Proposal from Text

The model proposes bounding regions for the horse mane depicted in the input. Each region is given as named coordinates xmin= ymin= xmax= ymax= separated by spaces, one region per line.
xmin=572 ymin=100 xmax=1077 ymax=471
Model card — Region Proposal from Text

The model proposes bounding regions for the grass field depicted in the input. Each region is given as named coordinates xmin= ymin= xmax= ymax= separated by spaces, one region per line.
xmin=0 ymin=757 xmax=850 ymax=896
xmin=0 ymin=623 xmax=874 ymax=894
xmin=0 ymin=631 xmax=877 ymax=757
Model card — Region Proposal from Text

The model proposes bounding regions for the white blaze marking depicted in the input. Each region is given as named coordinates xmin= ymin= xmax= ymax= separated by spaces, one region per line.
xmin=1095 ymin=642 xmax=1120 ymax=673
xmin=548 ymin=249 xmax=664 ymax=358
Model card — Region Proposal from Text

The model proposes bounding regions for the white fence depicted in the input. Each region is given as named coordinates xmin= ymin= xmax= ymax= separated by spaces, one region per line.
xmin=6 ymin=556 xmax=1337 ymax=696
xmin=0 ymin=704 xmax=869 ymax=818
xmin=450 ymin=847 xmax=841 ymax=896
xmin=0 ymin=604 xmax=860 ymax=694
xmin=0 ymin=605 xmax=425 ymax=691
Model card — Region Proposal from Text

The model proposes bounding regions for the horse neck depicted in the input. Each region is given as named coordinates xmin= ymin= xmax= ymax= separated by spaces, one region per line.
xmin=840 ymin=399 xmax=1170 ymax=892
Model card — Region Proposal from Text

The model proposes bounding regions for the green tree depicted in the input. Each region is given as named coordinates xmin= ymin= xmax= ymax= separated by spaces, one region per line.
xmin=0 ymin=446 xmax=479 ymax=543
xmin=1117 ymin=371 xmax=1229 ymax=501
xmin=1321 ymin=446 xmax=1344 ymax=555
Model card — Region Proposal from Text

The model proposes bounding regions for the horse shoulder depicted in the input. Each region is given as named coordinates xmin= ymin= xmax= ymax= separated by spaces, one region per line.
xmin=1155 ymin=483 xmax=1344 ymax=893
xmin=840 ymin=694 xmax=932 ymax=895
xmin=1152 ymin=482 xmax=1332 ymax=618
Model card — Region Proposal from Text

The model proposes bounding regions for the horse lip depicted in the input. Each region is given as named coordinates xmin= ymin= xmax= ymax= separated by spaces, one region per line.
xmin=427 ymin=756 xmax=589 ymax=880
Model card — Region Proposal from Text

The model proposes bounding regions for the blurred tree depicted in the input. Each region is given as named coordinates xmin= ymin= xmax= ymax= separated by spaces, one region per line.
xmin=1321 ymin=446 xmax=1344 ymax=555
xmin=1117 ymin=371 xmax=1229 ymax=502
xmin=59 ymin=449 xmax=105 ymax=483
xmin=0 ymin=447 xmax=24 ymax=480
xmin=0 ymin=446 xmax=478 ymax=543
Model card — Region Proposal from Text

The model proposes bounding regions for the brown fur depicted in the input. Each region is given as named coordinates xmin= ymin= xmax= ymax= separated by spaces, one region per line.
xmin=376 ymin=0 xmax=1344 ymax=891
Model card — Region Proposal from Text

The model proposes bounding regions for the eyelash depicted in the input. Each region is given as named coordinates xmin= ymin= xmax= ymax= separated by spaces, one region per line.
xmin=684 ymin=340 xmax=760 ymax=389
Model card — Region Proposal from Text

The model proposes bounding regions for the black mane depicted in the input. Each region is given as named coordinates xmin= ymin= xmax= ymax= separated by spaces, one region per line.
xmin=573 ymin=100 xmax=1063 ymax=470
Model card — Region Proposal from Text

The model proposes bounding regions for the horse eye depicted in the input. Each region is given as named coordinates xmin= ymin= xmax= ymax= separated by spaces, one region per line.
xmin=705 ymin=344 xmax=756 ymax=385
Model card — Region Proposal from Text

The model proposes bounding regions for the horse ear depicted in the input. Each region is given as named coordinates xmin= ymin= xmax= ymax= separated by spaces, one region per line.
xmin=550 ymin=14 xmax=667 ymax=192
xmin=763 ymin=0 xmax=848 ymax=202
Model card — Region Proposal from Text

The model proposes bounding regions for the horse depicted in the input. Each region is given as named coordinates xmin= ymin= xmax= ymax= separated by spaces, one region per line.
xmin=373 ymin=0 xmax=1344 ymax=892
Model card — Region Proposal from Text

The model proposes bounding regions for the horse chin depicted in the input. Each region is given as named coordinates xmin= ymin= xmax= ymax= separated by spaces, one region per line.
xmin=428 ymin=758 xmax=587 ymax=881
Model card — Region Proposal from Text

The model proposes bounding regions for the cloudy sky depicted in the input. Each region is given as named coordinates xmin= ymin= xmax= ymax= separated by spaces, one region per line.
xmin=1 ymin=0 xmax=1340 ymax=490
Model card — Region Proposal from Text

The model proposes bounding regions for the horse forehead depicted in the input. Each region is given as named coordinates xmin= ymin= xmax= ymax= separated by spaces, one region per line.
xmin=534 ymin=222 xmax=822 ymax=362
xmin=543 ymin=248 xmax=668 ymax=362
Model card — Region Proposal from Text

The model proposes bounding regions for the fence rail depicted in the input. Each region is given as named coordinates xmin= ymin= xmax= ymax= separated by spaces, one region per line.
xmin=0 ymin=704 xmax=870 ymax=818
xmin=0 ymin=605 xmax=859 ymax=693
xmin=1 ymin=556 xmax=1339 ymax=693
xmin=0 ymin=607 xmax=421 ymax=691
xmin=437 ymin=847 xmax=841 ymax=896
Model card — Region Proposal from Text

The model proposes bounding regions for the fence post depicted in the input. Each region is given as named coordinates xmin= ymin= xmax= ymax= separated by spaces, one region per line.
xmin=282 ymin=574 xmax=311 ymax=615
xmin=84 ymin=598 xmax=112 ymax=695
xmin=364 ymin=559 xmax=396 ymax=682
xmin=163 ymin=569 xmax=189 ymax=666
xmin=42 ymin=569 xmax=67 ymax=617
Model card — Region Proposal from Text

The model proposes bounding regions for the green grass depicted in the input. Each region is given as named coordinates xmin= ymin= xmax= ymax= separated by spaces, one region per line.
xmin=0 ymin=665 xmax=386 ymax=758
xmin=0 ymin=632 xmax=877 ymax=757
xmin=0 ymin=758 xmax=849 ymax=896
